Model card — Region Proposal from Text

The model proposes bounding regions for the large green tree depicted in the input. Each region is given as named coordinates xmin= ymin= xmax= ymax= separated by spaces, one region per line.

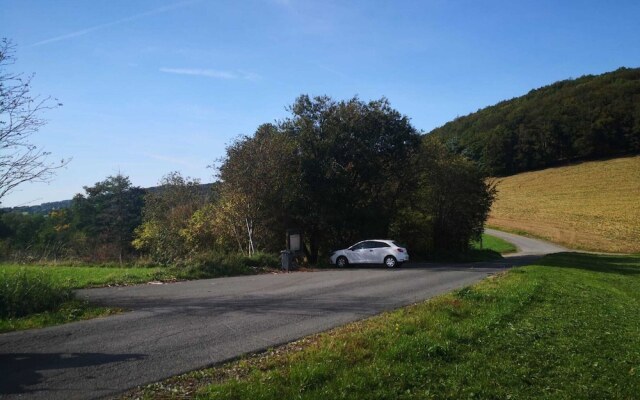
xmin=281 ymin=95 xmax=421 ymax=262
xmin=391 ymin=138 xmax=496 ymax=257
xmin=217 ymin=95 xmax=421 ymax=262
xmin=217 ymin=123 xmax=300 ymax=254
xmin=72 ymin=173 xmax=144 ymax=262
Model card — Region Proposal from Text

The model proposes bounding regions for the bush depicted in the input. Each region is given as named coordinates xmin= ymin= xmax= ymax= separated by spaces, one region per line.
xmin=236 ymin=252 xmax=280 ymax=268
xmin=0 ymin=269 xmax=72 ymax=318
xmin=174 ymin=252 xmax=280 ymax=279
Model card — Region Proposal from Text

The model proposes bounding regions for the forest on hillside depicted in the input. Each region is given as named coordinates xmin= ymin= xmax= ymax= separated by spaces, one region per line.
xmin=429 ymin=67 xmax=640 ymax=176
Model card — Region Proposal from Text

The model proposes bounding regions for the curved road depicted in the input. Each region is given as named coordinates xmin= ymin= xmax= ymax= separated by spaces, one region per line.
xmin=484 ymin=228 xmax=567 ymax=255
xmin=0 ymin=230 xmax=566 ymax=399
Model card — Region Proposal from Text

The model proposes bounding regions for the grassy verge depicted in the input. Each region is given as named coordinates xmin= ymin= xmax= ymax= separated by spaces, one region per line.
xmin=0 ymin=269 xmax=122 ymax=333
xmin=472 ymin=233 xmax=517 ymax=254
xmin=0 ymin=264 xmax=169 ymax=289
xmin=0 ymin=299 xmax=120 ymax=333
xmin=0 ymin=252 xmax=281 ymax=289
xmin=427 ymin=233 xmax=515 ymax=263
xmin=125 ymin=252 xmax=640 ymax=399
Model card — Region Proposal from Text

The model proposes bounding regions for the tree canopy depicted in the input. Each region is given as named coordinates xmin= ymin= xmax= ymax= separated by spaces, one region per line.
xmin=216 ymin=95 xmax=492 ymax=261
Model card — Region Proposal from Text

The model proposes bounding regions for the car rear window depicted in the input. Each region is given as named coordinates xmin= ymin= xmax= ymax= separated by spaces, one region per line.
xmin=392 ymin=241 xmax=404 ymax=248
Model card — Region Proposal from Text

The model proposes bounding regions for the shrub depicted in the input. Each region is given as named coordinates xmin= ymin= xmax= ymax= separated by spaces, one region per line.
xmin=174 ymin=251 xmax=280 ymax=279
xmin=237 ymin=252 xmax=280 ymax=268
xmin=0 ymin=269 xmax=72 ymax=318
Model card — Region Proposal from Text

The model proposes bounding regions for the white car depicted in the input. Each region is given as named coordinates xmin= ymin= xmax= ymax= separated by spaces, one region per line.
xmin=329 ymin=240 xmax=409 ymax=268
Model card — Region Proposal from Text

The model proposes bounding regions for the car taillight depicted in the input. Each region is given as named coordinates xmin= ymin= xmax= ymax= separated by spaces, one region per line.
xmin=396 ymin=248 xmax=405 ymax=253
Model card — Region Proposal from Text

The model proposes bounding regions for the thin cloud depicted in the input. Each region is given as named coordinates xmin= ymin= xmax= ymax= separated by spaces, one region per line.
xmin=160 ymin=68 xmax=260 ymax=81
xmin=30 ymin=0 xmax=199 ymax=47
xmin=316 ymin=63 xmax=349 ymax=79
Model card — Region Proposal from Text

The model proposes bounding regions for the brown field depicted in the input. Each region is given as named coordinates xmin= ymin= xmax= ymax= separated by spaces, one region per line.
xmin=488 ymin=156 xmax=640 ymax=253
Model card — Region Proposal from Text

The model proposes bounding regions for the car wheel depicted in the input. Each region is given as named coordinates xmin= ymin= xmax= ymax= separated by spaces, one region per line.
xmin=384 ymin=255 xmax=398 ymax=268
xmin=336 ymin=256 xmax=348 ymax=268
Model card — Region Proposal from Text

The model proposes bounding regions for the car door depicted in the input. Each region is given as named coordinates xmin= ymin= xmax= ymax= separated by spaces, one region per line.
xmin=367 ymin=241 xmax=390 ymax=263
xmin=348 ymin=241 xmax=370 ymax=264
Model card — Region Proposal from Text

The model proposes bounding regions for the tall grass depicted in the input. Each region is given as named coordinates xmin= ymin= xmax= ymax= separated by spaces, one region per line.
xmin=0 ymin=269 xmax=72 ymax=318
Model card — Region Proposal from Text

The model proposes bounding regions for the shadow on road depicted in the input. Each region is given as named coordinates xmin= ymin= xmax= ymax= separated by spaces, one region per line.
xmin=0 ymin=352 xmax=146 ymax=395
xmin=341 ymin=254 xmax=545 ymax=271
xmin=402 ymin=254 xmax=542 ymax=271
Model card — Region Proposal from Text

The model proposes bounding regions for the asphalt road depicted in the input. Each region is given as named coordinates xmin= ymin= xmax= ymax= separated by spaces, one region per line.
xmin=0 ymin=231 xmax=565 ymax=399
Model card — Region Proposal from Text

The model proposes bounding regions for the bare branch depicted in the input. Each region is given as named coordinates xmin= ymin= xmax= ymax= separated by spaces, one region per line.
xmin=0 ymin=38 xmax=69 ymax=203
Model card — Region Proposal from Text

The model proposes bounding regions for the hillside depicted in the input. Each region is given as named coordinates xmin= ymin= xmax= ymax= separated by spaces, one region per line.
xmin=488 ymin=156 xmax=640 ymax=253
xmin=429 ymin=67 xmax=640 ymax=176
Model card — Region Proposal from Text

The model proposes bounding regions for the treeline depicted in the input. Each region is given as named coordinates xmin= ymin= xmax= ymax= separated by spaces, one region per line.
xmin=0 ymin=174 xmax=220 ymax=263
xmin=430 ymin=67 xmax=640 ymax=176
xmin=0 ymin=175 xmax=147 ymax=262
xmin=0 ymin=95 xmax=496 ymax=264
xmin=1 ymin=200 xmax=73 ymax=215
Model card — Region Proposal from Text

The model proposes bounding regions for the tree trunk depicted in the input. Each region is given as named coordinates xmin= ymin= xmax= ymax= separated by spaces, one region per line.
xmin=308 ymin=230 xmax=319 ymax=264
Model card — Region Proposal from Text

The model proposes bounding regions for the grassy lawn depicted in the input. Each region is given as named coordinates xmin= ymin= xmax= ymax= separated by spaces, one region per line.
xmin=488 ymin=155 xmax=640 ymax=253
xmin=472 ymin=233 xmax=517 ymax=254
xmin=125 ymin=252 xmax=640 ymax=399
xmin=0 ymin=264 xmax=169 ymax=289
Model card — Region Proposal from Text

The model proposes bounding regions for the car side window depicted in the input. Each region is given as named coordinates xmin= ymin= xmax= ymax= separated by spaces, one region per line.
xmin=369 ymin=241 xmax=390 ymax=248
xmin=350 ymin=242 xmax=366 ymax=251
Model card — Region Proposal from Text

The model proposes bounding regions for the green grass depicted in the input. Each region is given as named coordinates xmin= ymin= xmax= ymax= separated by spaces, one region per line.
xmin=0 ymin=264 xmax=170 ymax=289
xmin=0 ymin=268 xmax=123 ymax=333
xmin=126 ymin=252 xmax=640 ymax=399
xmin=0 ymin=251 xmax=281 ymax=289
xmin=427 ymin=233 xmax=516 ymax=263
xmin=472 ymin=233 xmax=518 ymax=254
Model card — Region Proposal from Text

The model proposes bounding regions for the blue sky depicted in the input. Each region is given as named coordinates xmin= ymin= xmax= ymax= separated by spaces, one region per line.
xmin=1 ymin=0 xmax=639 ymax=207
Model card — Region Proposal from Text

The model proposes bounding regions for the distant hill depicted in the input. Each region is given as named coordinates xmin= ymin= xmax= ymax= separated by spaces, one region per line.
xmin=488 ymin=156 xmax=640 ymax=253
xmin=429 ymin=67 xmax=640 ymax=176
xmin=1 ymin=199 xmax=73 ymax=215
xmin=1 ymin=183 xmax=217 ymax=215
